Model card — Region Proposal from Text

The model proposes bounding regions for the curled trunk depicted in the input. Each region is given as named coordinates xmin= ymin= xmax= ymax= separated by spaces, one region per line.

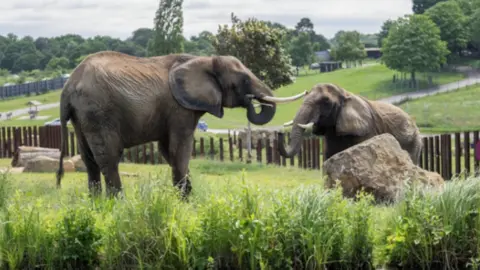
xmin=246 ymin=100 xmax=276 ymax=125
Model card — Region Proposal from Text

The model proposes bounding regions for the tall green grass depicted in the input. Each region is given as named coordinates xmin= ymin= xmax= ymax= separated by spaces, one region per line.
xmin=1 ymin=165 xmax=480 ymax=269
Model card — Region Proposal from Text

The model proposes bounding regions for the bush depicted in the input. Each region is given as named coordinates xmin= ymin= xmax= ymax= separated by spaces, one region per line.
xmin=3 ymin=167 xmax=480 ymax=269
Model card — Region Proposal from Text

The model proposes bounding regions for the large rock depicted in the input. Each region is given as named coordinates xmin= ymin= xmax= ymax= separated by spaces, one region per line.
xmin=323 ymin=133 xmax=444 ymax=203
xmin=23 ymin=155 xmax=75 ymax=173
xmin=69 ymin=155 xmax=87 ymax=172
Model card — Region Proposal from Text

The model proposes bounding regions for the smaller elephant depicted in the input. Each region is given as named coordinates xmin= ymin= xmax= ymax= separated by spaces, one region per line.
xmin=278 ymin=83 xmax=423 ymax=165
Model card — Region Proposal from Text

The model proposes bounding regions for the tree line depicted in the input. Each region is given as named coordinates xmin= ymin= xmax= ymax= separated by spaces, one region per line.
xmin=1 ymin=0 xmax=479 ymax=90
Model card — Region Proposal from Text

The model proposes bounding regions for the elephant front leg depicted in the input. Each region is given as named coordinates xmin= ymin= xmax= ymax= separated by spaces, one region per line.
xmin=169 ymin=136 xmax=194 ymax=200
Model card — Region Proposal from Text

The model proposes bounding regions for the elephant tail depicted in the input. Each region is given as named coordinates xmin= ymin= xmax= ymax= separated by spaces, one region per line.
xmin=56 ymin=91 xmax=73 ymax=189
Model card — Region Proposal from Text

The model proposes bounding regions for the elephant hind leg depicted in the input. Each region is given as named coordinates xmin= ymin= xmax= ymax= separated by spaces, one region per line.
xmin=82 ymin=130 xmax=123 ymax=198
xmin=74 ymin=126 xmax=102 ymax=196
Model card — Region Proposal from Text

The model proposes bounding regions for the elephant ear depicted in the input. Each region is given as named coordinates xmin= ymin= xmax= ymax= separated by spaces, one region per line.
xmin=335 ymin=95 xmax=372 ymax=137
xmin=168 ymin=57 xmax=224 ymax=118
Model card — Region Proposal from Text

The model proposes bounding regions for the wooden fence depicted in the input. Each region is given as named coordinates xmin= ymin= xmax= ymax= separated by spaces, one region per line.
xmin=1 ymin=125 xmax=479 ymax=181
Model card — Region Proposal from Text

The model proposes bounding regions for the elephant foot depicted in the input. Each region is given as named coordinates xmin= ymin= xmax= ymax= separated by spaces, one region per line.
xmin=174 ymin=174 xmax=192 ymax=201
xmin=105 ymin=186 xmax=124 ymax=199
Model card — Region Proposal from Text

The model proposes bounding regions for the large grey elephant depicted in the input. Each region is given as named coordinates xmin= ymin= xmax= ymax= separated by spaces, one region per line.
xmin=55 ymin=51 xmax=306 ymax=198
xmin=278 ymin=83 xmax=423 ymax=165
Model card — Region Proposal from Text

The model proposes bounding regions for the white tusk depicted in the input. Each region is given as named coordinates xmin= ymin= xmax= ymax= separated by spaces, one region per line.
xmin=253 ymin=102 xmax=274 ymax=108
xmin=283 ymin=120 xmax=294 ymax=127
xmin=261 ymin=90 xmax=308 ymax=104
xmin=297 ymin=122 xmax=314 ymax=129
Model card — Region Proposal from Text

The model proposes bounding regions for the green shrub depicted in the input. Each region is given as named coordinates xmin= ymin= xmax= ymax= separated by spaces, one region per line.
xmin=4 ymin=165 xmax=480 ymax=269
xmin=377 ymin=178 xmax=480 ymax=269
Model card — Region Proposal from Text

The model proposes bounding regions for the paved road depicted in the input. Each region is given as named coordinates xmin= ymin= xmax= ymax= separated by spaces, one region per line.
xmin=0 ymin=102 xmax=60 ymax=121
xmin=379 ymin=75 xmax=480 ymax=104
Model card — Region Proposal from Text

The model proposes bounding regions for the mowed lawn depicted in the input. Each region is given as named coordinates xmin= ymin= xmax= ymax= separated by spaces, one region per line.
xmin=1 ymin=64 xmax=465 ymax=129
xmin=0 ymin=91 xmax=61 ymax=112
xmin=399 ymin=83 xmax=480 ymax=133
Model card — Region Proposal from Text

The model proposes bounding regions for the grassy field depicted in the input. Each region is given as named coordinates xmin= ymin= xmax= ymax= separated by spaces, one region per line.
xmin=0 ymin=91 xmax=61 ymax=112
xmin=1 ymin=158 xmax=480 ymax=269
xmin=1 ymin=64 xmax=466 ymax=129
xmin=399 ymin=83 xmax=480 ymax=133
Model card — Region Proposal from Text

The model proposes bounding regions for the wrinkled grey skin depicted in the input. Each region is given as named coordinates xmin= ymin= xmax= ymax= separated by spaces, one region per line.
xmin=55 ymin=51 xmax=302 ymax=199
xmin=278 ymin=83 xmax=423 ymax=165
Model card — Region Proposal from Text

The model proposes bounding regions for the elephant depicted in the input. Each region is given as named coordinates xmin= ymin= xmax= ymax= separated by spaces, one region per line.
xmin=278 ymin=83 xmax=423 ymax=165
xmin=55 ymin=50 xmax=306 ymax=198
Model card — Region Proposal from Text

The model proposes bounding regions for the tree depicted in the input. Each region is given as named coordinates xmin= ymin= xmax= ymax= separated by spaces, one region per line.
xmin=184 ymin=31 xmax=215 ymax=56
xmin=468 ymin=8 xmax=480 ymax=49
xmin=289 ymin=32 xmax=315 ymax=68
xmin=330 ymin=31 xmax=366 ymax=67
xmin=129 ymin=28 xmax=154 ymax=48
xmin=381 ymin=14 xmax=450 ymax=87
xmin=425 ymin=0 xmax=469 ymax=57
xmin=46 ymin=57 xmax=70 ymax=71
xmin=378 ymin=19 xmax=396 ymax=47
xmin=295 ymin=17 xmax=314 ymax=33
xmin=212 ymin=13 xmax=294 ymax=90
xmin=148 ymin=0 xmax=184 ymax=56
xmin=412 ymin=0 xmax=447 ymax=13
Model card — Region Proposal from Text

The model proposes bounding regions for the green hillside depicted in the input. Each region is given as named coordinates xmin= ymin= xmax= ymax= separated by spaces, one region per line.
xmin=399 ymin=84 xmax=480 ymax=133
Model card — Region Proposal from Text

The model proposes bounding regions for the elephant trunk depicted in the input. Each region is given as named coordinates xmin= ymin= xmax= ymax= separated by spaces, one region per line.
xmin=246 ymin=82 xmax=308 ymax=125
xmin=278 ymin=105 xmax=312 ymax=157
xmin=246 ymin=100 xmax=276 ymax=125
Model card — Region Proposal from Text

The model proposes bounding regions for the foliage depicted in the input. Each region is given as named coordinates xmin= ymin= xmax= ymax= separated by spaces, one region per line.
xmin=148 ymin=0 xmax=185 ymax=56
xmin=424 ymin=0 xmax=469 ymax=56
xmin=184 ymin=31 xmax=215 ymax=56
xmin=378 ymin=19 xmax=397 ymax=48
xmin=468 ymin=8 xmax=480 ymax=49
xmin=381 ymin=14 xmax=450 ymax=85
xmin=288 ymin=32 xmax=315 ymax=67
xmin=412 ymin=0 xmax=448 ymax=14
xmin=377 ymin=178 xmax=480 ymax=269
xmin=330 ymin=31 xmax=367 ymax=66
xmin=2 ymin=160 xmax=480 ymax=269
xmin=212 ymin=13 xmax=294 ymax=90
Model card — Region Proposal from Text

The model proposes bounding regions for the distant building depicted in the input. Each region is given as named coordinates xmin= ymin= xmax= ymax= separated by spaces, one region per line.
xmin=314 ymin=50 xmax=331 ymax=62
xmin=365 ymin=47 xmax=382 ymax=59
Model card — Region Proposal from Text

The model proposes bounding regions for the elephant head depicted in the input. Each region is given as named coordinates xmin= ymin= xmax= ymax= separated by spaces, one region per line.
xmin=278 ymin=83 xmax=372 ymax=157
xmin=168 ymin=55 xmax=306 ymax=125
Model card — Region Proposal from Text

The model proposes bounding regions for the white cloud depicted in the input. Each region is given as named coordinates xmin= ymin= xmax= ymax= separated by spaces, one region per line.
xmin=0 ymin=0 xmax=413 ymax=39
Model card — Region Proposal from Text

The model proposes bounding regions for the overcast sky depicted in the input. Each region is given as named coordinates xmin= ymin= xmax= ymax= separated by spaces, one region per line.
xmin=1 ymin=0 xmax=413 ymax=40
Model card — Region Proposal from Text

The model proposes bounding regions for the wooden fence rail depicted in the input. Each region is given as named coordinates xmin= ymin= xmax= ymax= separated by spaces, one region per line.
xmin=1 ymin=125 xmax=480 ymax=180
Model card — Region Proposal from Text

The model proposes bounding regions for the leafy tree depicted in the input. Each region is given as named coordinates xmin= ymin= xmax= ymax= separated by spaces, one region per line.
xmin=293 ymin=17 xmax=330 ymax=51
xmin=184 ymin=31 xmax=215 ymax=56
xmin=412 ymin=0 xmax=447 ymax=13
xmin=330 ymin=31 xmax=366 ymax=67
xmin=425 ymin=0 xmax=469 ymax=56
xmin=468 ymin=8 xmax=480 ymax=49
xmin=212 ymin=13 xmax=294 ymax=90
xmin=295 ymin=17 xmax=314 ymax=33
xmin=378 ymin=19 xmax=397 ymax=47
xmin=46 ymin=57 xmax=70 ymax=71
xmin=129 ymin=28 xmax=154 ymax=48
xmin=381 ymin=14 xmax=450 ymax=87
xmin=148 ymin=0 xmax=184 ymax=56
xmin=289 ymin=32 xmax=315 ymax=68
